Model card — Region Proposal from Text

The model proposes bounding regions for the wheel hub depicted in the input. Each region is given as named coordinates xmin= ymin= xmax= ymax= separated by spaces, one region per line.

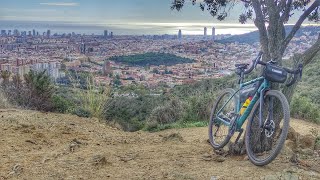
xmin=264 ymin=120 xmax=275 ymax=138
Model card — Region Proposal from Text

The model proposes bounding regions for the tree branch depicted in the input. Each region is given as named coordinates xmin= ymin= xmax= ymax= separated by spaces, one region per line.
xmin=281 ymin=0 xmax=320 ymax=53
xmin=302 ymin=33 xmax=320 ymax=66
xmin=240 ymin=0 xmax=251 ymax=3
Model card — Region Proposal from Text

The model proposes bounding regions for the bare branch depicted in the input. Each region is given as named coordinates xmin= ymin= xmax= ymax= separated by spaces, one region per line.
xmin=302 ymin=33 xmax=320 ymax=66
xmin=281 ymin=0 xmax=320 ymax=53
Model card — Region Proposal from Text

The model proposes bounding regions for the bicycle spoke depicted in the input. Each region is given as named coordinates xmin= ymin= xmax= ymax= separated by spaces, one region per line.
xmin=209 ymin=89 xmax=236 ymax=149
xmin=246 ymin=90 xmax=290 ymax=166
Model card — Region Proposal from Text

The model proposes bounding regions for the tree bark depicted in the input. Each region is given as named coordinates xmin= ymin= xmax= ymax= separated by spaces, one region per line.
xmin=252 ymin=0 xmax=270 ymax=61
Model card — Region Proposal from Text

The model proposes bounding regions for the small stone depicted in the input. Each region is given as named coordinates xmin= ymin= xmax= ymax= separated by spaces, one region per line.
xmin=290 ymin=154 xmax=299 ymax=164
xmin=119 ymin=153 xmax=138 ymax=162
xmin=213 ymin=155 xmax=226 ymax=162
xmin=9 ymin=164 xmax=23 ymax=175
xmin=214 ymin=148 xmax=226 ymax=156
xmin=69 ymin=143 xmax=80 ymax=152
xmin=90 ymin=155 xmax=108 ymax=166
xmin=25 ymin=140 xmax=37 ymax=145
xmin=201 ymin=152 xmax=213 ymax=161
xmin=42 ymin=157 xmax=50 ymax=163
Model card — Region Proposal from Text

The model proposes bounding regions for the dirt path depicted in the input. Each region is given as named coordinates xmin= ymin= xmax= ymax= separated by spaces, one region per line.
xmin=0 ymin=110 xmax=319 ymax=180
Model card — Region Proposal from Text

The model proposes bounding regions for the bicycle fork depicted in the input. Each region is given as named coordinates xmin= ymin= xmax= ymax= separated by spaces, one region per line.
xmin=259 ymin=89 xmax=274 ymax=131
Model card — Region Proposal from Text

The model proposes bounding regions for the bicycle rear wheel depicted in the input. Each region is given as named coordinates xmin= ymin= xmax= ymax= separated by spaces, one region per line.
xmin=245 ymin=90 xmax=290 ymax=166
xmin=209 ymin=88 xmax=237 ymax=149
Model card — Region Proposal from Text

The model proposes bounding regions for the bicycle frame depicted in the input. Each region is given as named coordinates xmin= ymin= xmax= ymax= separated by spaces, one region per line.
xmin=216 ymin=76 xmax=271 ymax=131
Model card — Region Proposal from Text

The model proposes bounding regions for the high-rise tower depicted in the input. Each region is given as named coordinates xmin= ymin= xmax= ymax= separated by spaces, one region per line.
xmin=212 ymin=27 xmax=216 ymax=40
xmin=47 ymin=30 xmax=51 ymax=38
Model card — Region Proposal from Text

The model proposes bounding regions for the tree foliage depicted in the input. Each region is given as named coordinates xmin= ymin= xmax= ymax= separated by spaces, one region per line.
xmin=109 ymin=52 xmax=194 ymax=66
xmin=171 ymin=0 xmax=320 ymax=63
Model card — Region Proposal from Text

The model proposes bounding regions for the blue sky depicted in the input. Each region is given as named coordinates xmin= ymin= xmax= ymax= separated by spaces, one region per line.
xmin=0 ymin=0 xmax=243 ymax=23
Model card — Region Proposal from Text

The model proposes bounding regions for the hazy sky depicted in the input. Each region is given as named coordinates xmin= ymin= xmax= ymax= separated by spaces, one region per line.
xmin=0 ymin=0 xmax=315 ymax=35
xmin=0 ymin=0 xmax=243 ymax=23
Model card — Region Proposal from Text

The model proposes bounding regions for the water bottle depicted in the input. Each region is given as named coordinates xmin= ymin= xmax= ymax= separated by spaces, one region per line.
xmin=240 ymin=96 xmax=252 ymax=115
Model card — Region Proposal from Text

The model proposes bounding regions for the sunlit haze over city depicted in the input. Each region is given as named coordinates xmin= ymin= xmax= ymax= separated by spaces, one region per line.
xmin=0 ymin=0 xmax=260 ymax=35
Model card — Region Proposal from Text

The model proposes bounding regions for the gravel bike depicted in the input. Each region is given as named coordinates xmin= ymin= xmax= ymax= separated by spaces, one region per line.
xmin=208 ymin=52 xmax=303 ymax=166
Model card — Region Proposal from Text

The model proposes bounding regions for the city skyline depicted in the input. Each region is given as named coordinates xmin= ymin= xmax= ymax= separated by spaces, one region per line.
xmin=0 ymin=20 xmax=259 ymax=35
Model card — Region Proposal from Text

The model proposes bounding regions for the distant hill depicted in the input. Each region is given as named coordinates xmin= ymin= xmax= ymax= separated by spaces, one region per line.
xmin=218 ymin=25 xmax=320 ymax=44
xmin=109 ymin=52 xmax=195 ymax=66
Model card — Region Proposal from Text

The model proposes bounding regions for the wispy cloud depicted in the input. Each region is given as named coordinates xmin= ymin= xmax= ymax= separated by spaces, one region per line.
xmin=40 ymin=2 xmax=79 ymax=6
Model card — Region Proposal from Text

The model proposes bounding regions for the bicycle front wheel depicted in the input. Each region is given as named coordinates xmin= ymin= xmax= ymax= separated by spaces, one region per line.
xmin=245 ymin=90 xmax=290 ymax=166
xmin=209 ymin=88 xmax=237 ymax=149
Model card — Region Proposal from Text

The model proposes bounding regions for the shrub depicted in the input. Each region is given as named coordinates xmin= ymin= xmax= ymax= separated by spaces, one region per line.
xmin=52 ymin=95 xmax=74 ymax=113
xmin=183 ymin=92 xmax=216 ymax=122
xmin=72 ymin=108 xmax=92 ymax=118
xmin=103 ymin=95 xmax=160 ymax=131
xmin=70 ymin=75 xmax=110 ymax=118
xmin=147 ymin=97 xmax=184 ymax=124
xmin=291 ymin=95 xmax=320 ymax=123
xmin=2 ymin=71 xmax=55 ymax=111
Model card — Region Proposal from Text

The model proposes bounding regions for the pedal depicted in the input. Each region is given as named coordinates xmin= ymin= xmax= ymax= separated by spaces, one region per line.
xmin=235 ymin=128 xmax=243 ymax=144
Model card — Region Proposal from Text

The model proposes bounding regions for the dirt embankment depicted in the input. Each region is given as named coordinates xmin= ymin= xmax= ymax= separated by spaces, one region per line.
xmin=0 ymin=109 xmax=319 ymax=180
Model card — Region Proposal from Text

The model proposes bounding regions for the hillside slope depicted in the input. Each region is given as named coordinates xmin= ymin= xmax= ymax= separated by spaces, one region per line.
xmin=0 ymin=109 xmax=319 ymax=180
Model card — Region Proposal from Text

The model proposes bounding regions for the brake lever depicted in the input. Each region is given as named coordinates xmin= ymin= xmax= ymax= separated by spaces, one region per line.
xmin=269 ymin=60 xmax=277 ymax=64
xmin=253 ymin=53 xmax=262 ymax=69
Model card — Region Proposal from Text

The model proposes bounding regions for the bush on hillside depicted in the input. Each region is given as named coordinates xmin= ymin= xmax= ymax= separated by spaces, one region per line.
xmin=52 ymin=95 xmax=74 ymax=113
xmin=72 ymin=108 xmax=92 ymax=118
xmin=1 ymin=71 xmax=55 ymax=111
xmin=147 ymin=97 xmax=184 ymax=124
xmin=183 ymin=92 xmax=217 ymax=122
xmin=291 ymin=95 xmax=320 ymax=124
xmin=103 ymin=95 xmax=160 ymax=131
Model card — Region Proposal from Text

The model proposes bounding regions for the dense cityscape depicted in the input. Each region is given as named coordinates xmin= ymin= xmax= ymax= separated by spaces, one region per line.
xmin=0 ymin=26 xmax=318 ymax=88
